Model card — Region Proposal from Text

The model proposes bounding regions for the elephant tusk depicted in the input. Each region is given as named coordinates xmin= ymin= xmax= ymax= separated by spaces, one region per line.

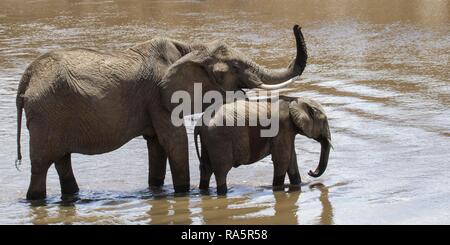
xmin=257 ymin=76 xmax=299 ymax=90
xmin=327 ymin=138 xmax=334 ymax=150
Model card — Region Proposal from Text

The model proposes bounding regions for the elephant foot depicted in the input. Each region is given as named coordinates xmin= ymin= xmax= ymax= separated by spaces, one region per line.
xmin=200 ymin=189 xmax=210 ymax=195
xmin=174 ymin=184 xmax=190 ymax=193
xmin=61 ymin=181 xmax=79 ymax=197
xmin=288 ymin=173 xmax=301 ymax=186
xmin=26 ymin=190 xmax=46 ymax=201
xmin=216 ymin=184 xmax=228 ymax=196
xmin=149 ymin=177 xmax=165 ymax=187
xmin=61 ymin=192 xmax=80 ymax=202
xmin=199 ymin=179 xmax=210 ymax=190
xmin=272 ymin=175 xmax=285 ymax=189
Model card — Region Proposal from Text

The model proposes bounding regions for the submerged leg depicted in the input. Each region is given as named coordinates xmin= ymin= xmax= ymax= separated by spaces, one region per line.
xmin=27 ymin=160 xmax=52 ymax=200
xmin=146 ymin=137 xmax=168 ymax=188
xmin=55 ymin=154 xmax=79 ymax=198
xmin=287 ymin=150 xmax=301 ymax=186
xmin=199 ymin=146 xmax=213 ymax=191
xmin=215 ymin=172 xmax=229 ymax=196
xmin=271 ymin=136 xmax=295 ymax=191
xmin=154 ymin=124 xmax=190 ymax=193
xmin=151 ymin=106 xmax=190 ymax=193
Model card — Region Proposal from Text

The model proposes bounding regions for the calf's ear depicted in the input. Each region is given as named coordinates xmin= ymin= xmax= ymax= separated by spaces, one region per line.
xmin=288 ymin=99 xmax=315 ymax=138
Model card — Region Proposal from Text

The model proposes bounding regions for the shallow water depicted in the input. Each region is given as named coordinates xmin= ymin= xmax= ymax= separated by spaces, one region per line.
xmin=0 ymin=0 xmax=449 ymax=224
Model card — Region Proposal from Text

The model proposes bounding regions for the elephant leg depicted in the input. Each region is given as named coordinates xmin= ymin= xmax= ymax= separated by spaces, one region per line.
xmin=271 ymin=136 xmax=295 ymax=191
xmin=166 ymin=138 xmax=190 ymax=193
xmin=146 ymin=137 xmax=167 ymax=188
xmin=199 ymin=147 xmax=212 ymax=191
xmin=151 ymin=107 xmax=190 ymax=193
xmin=287 ymin=150 xmax=301 ymax=186
xmin=153 ymin=125 xmax=190 ymax=193
xmin=215 ymin=171 xmax=229 ymax=196
xmin=55 ymin=154 xmax=79 ymax=198
xmin=27 ymin=160 xmax=52 ymax=200
xmin=208 ymin=139 xmax=232 ymax=195
xmin=199 ymin=169 xmax=212 ymax=190
xmin=272 ymin=164 xmax=288 ymax=191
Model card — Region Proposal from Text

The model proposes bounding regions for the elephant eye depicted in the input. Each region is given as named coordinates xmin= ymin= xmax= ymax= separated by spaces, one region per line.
xmin=230 ymin=61 xmax=240 ymax=71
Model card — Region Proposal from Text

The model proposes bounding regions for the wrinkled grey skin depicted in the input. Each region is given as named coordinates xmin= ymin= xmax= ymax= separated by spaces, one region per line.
xmin=16 ymin=25 xmax=307 ymax=200
xmin=194 ymin=96 xmax=331 ymax=195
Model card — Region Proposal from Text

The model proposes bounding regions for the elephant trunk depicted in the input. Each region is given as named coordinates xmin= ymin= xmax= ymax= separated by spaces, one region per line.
xmin=308 ymin=138 xmax=331 ymax=178
xmin=254 ymin=25 xmax=307 ymax=87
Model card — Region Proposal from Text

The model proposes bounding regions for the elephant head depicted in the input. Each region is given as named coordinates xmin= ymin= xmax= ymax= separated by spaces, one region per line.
xmin=288 ymin=98 xmax=332 ymax=178
xmin=158 ymin=25 xmax=307 ymax=112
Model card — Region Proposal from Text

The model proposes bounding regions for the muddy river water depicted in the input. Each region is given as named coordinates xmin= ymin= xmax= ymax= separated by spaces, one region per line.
xmin=0 ymin=0 xmax=449 ymax=224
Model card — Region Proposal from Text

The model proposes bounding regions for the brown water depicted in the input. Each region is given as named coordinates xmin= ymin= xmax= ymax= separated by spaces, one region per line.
xmin=0 ymin=0 xmax=449 ymax=225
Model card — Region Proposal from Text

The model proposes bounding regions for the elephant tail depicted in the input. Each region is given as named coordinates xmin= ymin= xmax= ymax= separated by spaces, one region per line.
xmin=16 ymin=97 xmax=23 ymax=170
xmin=194 ymin=125 xmax=202 ymax=163
xmin=15 ymin=80 xmax=26 ymax=170
xmin=194 ymin=124 xmax=213 ymax=177
xmin=15 ymin=70 xmax=30 ymax=171
xmin=16 ymin=98 xmax=23 ymax=171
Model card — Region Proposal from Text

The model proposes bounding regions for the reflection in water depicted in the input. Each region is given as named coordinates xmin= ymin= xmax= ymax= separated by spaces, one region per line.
xmin=200 ymin=195 xmax=243 ymax=224
xmin=146 ymin=196 xmax=192 ymax=225
xmin=272 ymin=190 xmax=301 ymax=224
xmin=145 ymin=188 xmax=304 ymax=225
xmin=198 ymin=191 xmax=280 ymax=225
xmin=30 ymin=202 xmax=77 ymax=225
xmin=30 ymin=206 xmax=50 ymax=225
xmin=310 ymin=183 xmax=333 ymax=225
xmin=25 ymin=184 xmax=336 ymax=225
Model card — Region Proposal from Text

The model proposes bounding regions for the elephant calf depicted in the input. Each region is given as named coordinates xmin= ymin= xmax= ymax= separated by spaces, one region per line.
xmin=194 ymin=96 xmax=332 ymax=195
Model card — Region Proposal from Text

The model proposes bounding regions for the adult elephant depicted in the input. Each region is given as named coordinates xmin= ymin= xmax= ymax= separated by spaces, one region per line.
xmin=16 ymin=25 xmax=307 ymax=200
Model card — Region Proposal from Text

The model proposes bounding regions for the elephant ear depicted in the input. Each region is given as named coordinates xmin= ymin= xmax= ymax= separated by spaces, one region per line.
xmin=158 ymin=47 xmax=228 ymax=112
xmin=158 ymin=51 xmax=206 ymax=111
xmin=289 ymin=98 xmax=315 ymax=138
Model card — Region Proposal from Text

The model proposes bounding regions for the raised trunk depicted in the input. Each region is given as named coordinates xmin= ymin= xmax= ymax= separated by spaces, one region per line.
xmin=308 ymin=139 xmax=330 ymax=178
xmin=254 ymin=25 xmax=308 ymax=85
